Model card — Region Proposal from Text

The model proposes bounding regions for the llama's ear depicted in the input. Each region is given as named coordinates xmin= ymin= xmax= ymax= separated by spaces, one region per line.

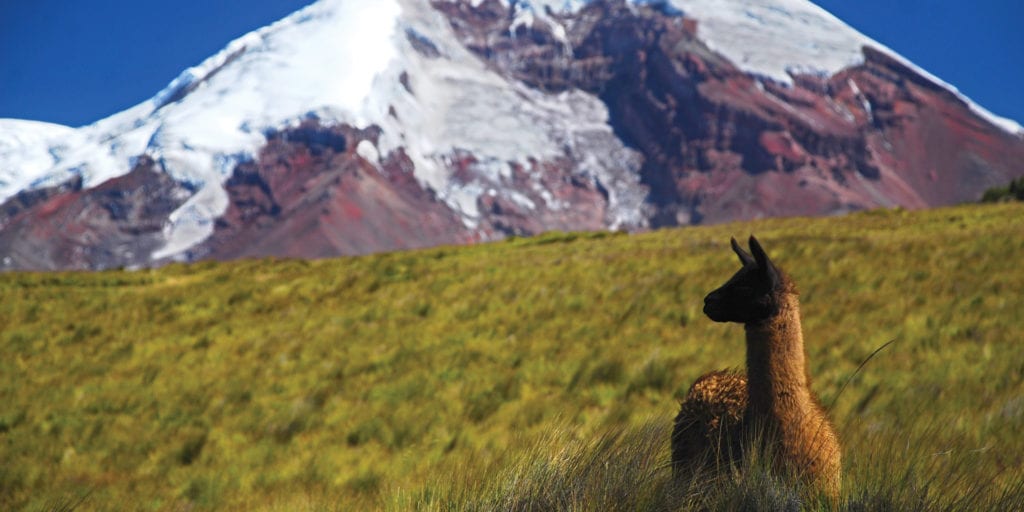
xmin=749 ymin=235 xmax=781 ymax=285
xmin=731 ymin=237 xmax=755 ymax=267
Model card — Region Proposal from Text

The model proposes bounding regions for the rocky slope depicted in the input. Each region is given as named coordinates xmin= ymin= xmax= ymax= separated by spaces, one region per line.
xmin=1 ymin=0 xmax=1022 ymax=270
xmin=438 ymin=0 xmax=1024 ymax=224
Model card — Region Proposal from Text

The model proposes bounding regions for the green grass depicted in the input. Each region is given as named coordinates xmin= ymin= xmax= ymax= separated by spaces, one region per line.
xmin=2 ymin=202 xmax=1023 ymax=510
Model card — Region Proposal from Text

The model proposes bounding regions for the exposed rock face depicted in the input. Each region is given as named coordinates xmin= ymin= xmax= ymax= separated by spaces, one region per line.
xmin=202 ymin=121 xmax=616 ymax=258
xmin=0 ymin=175 xmax=84 ymax=229
xmin=0 ymin=157 xmax=190 ymax=270
xmin=1 ymin=0 xmax=1023 ymax=271
xmin=437 ymin=0 xmax=1024 ymax=225
xmin=200 ymin=121 xmax=474 ymax=260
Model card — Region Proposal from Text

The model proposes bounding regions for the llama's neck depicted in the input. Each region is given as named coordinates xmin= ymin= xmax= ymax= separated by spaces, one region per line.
xmin=744 ymin=293 xmax=814 ymax=423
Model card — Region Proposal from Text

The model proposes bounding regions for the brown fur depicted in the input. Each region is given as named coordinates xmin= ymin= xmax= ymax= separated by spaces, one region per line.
xmin=671 ymin=370 xmax=747 ymax=476
xmin=671 ymin=238 xmax=842 ymax=499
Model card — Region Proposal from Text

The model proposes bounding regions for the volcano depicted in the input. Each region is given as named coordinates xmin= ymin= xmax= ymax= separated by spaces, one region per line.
xmin=1 ymin=0 xmax=1022 ymax=270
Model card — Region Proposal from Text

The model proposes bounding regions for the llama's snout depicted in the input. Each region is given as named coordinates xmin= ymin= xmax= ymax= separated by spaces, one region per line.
xmin=703 ymin=292 xmax=726 ymax=321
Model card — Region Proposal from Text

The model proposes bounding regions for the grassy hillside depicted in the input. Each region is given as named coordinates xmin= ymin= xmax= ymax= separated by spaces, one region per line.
xmin=2 ymin=202 xmax=1023 ymax=510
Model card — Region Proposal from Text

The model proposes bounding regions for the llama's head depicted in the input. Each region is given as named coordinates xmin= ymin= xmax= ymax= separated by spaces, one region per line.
xmin=703 ymin=236 xmax=788 ymax=324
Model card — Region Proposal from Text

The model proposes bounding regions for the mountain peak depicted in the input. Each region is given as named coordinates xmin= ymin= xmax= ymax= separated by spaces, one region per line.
xmin=1 ymin=0 xmax=1022 ymax=271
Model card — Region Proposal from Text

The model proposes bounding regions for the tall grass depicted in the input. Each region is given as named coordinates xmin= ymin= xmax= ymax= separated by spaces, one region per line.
xmin=400 ymin=412 xmax=1024 ymax=511
xmin=2 ymin=202 xmax=1023 ymax=510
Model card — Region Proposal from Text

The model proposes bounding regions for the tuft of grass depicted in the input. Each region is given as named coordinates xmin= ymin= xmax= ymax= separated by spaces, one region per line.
xmin=29 ymin=488 xmax=93 ymax=512
xmin=394 ymin=420 xmax=679 ymax=512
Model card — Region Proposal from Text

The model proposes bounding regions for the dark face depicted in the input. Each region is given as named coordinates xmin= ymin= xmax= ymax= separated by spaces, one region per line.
xmin=703 ymin=236 xmax=782 ymax=324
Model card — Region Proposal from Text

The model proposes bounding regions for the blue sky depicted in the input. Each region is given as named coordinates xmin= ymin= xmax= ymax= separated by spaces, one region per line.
xmin=1 ymin=0 xmax=1021 ymax=128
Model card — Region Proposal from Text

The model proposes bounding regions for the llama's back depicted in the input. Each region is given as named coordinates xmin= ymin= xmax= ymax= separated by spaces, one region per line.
xmin=671 ymin=369 xmax=747 ymax=476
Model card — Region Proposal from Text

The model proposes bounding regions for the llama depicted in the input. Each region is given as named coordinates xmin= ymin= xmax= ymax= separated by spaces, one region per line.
xmin=671 ymin=236 xmax=841 ymax=499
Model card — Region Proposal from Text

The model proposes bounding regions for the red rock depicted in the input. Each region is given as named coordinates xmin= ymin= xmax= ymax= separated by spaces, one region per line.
xmin=199 ymin=121 xmax=474 ymax=260
xmin=0 ymin=156 xmax=190 ymax=270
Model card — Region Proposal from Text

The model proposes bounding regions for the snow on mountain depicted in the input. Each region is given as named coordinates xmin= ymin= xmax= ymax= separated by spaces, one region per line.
xmin=0 ymin=119 xmax=76 ymax=193
xmin=149 ymin=0 xmax=402 ymax=257
xmin=372 ymin=0 xmax=646 ymax=229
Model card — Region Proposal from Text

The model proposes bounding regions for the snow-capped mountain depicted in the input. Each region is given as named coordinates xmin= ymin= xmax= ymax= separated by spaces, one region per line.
xmin=2 ymin=0 xmax=1023 ymax=270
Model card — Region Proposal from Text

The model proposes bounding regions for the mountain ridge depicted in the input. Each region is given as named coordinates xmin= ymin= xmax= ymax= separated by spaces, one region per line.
xmin=1 ymin=0 xmax=1022 ymax=270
